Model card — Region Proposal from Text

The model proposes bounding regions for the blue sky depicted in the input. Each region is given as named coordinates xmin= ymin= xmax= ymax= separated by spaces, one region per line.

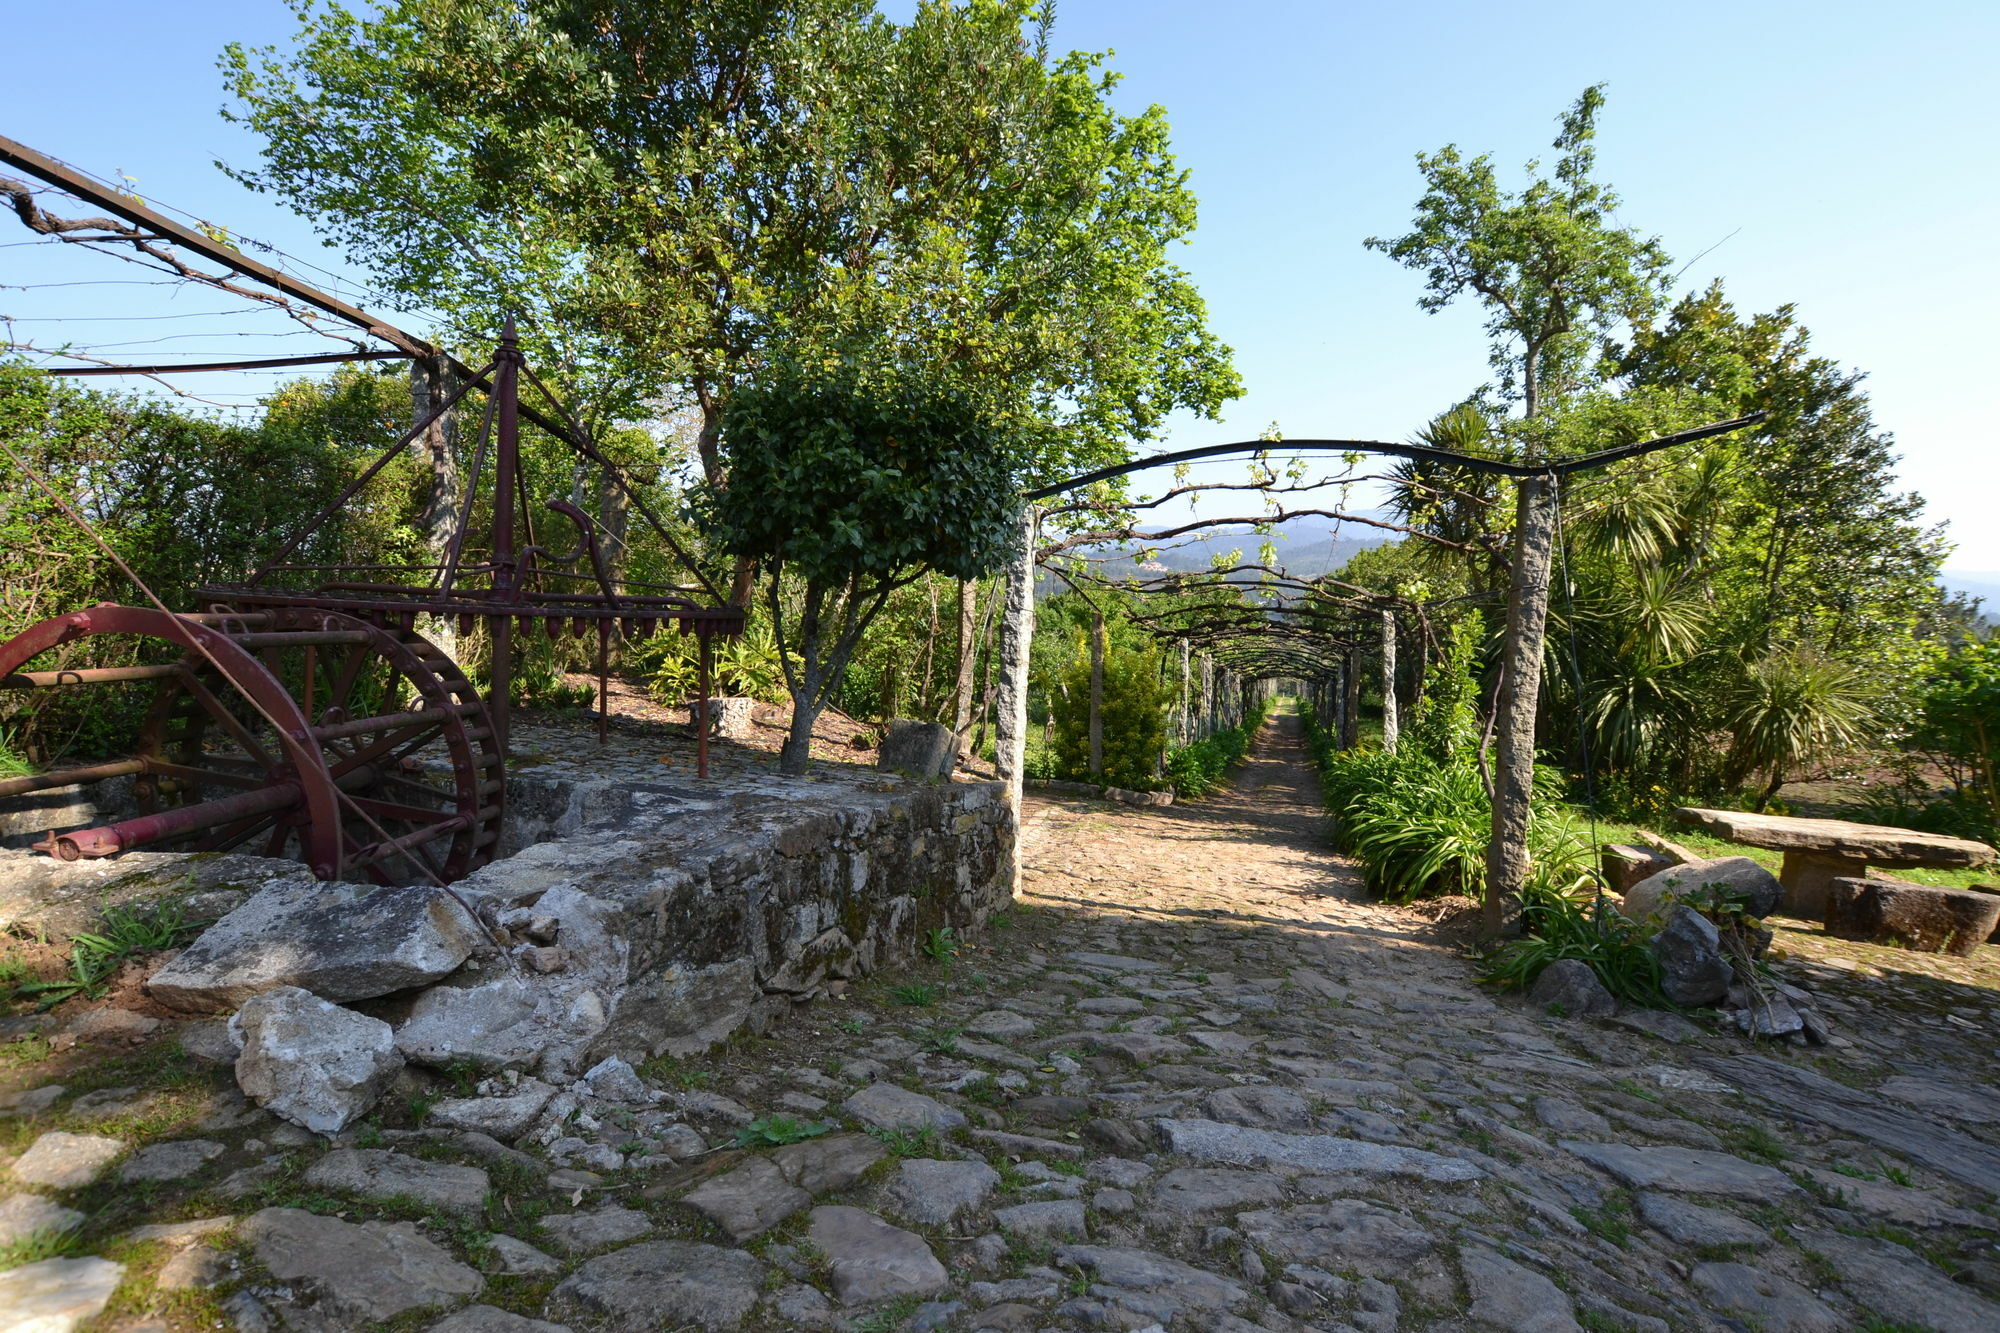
xmin=6 ymin=1 xmax=1997 ymax=568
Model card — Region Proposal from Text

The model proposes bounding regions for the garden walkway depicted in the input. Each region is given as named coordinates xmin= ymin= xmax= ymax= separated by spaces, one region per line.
xmin=5 ymin=716 xmax=2000 ymax=1331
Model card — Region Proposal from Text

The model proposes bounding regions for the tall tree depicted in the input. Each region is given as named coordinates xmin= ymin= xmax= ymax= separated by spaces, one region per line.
xmin=223 ymin=0 xmax=1240 ymax=495
xmin=1366 ymin=84 xmax=1669 ymax=421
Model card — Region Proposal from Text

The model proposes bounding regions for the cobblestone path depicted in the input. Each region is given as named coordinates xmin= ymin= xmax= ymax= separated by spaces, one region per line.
xmin=6 ymin=713 xmax=2000 ymax=1331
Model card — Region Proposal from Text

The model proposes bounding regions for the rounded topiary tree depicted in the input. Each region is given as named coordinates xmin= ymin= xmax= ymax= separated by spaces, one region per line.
xmin=695 ymin=357 xmax=1027 ymax=775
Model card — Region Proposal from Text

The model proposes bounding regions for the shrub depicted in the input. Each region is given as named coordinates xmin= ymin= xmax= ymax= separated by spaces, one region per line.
xmin=1164 ymin=699 xmax=1271 ymax=798
xmin=1050 ymin=640 xmax=1168 ymax=789
xmin=1478 ymin=882 xmax=1668 ymax=1007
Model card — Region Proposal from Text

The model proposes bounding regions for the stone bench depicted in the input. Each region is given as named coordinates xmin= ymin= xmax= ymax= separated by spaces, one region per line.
xmin=1825 ymin=877 xmax=2000 ymax=956
xmin=1672 ymin=807 xmax=1996 ymax=920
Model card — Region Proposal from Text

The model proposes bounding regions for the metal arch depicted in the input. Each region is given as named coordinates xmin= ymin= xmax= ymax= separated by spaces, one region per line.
xmin=1022 ymin=413 xmax=1766 ymax=501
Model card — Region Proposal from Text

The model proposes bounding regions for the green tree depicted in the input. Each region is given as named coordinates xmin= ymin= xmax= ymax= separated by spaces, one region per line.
xmin=223 ymin=0 xmax=1240 ymax=498
xmin=693 ymin=356 xmax=1025 ymax=774
xmin=1918 ymin=635 xmax=2000 ymax=833
xmin=1365 ymin=84 xmax=1670 ymax=421
xmin=1051 ymin=638 xmax=1166 ymax=789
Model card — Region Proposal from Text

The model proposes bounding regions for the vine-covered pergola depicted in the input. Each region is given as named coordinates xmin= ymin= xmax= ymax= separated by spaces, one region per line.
xmin=992 ymin=413 xmax=1763 ymax=934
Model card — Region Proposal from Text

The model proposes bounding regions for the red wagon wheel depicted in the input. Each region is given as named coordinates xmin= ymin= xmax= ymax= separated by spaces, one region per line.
xmin=0 ymin=603 xmax=502 ymax=883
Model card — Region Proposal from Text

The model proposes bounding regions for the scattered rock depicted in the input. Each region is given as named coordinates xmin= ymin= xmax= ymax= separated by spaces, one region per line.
xmin=1053 ymin=1243 xmax=1248 ymax=1313
xmin=1236 ymin=1200 xmax=1437 ymax=1277
xmin=1796 ymin=1228 xmax=2000 ymax=1333
xmin=1156 ymin=1118 xmax=1482 ymax=1181
xmin=427 ymin=1307 xmax=573 ymax=1333
xmin=304 ymin=1149 xmax=491 ymax=1216
xmin=178 ymin=1020 xmax=241 ymax=1065
xmin=994 ymin=1199 xmax=1088 ymax=1241
xmin=1561 ymin=1141 xmax=1799 ymax=1199
xmin=841 ymin=1082 xmax=966 ymax=1132
xmin=809 ymin=1204 xmax=950 ymax=1305
xmin=240 ymin=1206 xmax=482 ymax=1322
xmin=1152 ymin=1167 xmax=1286 ymax=1216
xmin=149 ymin=881 xmax=482 ymax=1010
xmin=1634 ymin=1191 xmax=1771 ymax=1247
xmin=233 ymin=986 xmax=402 ymax=1133
xmin=0 ymin=1083 xmax=65 ymax=1118
xmin=1527 ymin=959 xmax=1617 ymax=1019
xmin=579 ymin=1057 xmax=648 ymax=1104
xmin=965 ymin=1009 xmax=1037 ymax=1041
xmin=10 ymin=1131 xmax=125 ymax=1188
xmin=885 ymin=1158 xmax=1000 ymax=1225
xmin=1690 ymin=1262 xmax=1844 ymax=1332
xmin=1623 ymin=856 xmax=1782 ymax=923
xmin=554 ymin=1240 xmax=767 ymax=1330
xmin=487 ymin=1234 xmax=563 ymax=1277
xmin=1650 ymin=905 xmax=1732 ymax=1007
xmin=118 ymin=1139 xmax=224 ymax=1183
xmin=0 ymin=1192 xmax=84 ymax=1245
xmin=1461 ymin=1246 xmax=1580 ymax=1332
xmin=1199 ymin=1085 xmax=1316 ymax=1131
xmin=426 ymin=1079 xmax=559 ymax=1138
xmin=539 ymin=1205 xmax=654 ymax=1254
xmin=680 ymin=1158 xmax=809 ymax=1241
xmin=0 ymin=1256 xmax=124 ymax=1333
xmin=771 ymin=1132 xmax=886 ymax=1194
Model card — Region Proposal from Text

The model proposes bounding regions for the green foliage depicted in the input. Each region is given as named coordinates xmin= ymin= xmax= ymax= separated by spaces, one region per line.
xmin=639 ymin=621 xmax=790 ymax=707
xmin=223 ymin=0 xmax=1240 ymax=482
xmin=1366 ymin=85 xmax=1669 ymax=418
xmin=0 ymin=362 xmax=425 ymax=758
xmin=694 ymin=356 xmax=1027 ymax=773
xmin=1910 ymin=634 xmax=2000 ymax=837
xmin=1050 ymin=637 xmax=1168 ymax=789
xmin=1306 ymin=706 xmax=1593 ymax=905
xmin=1722 ymin=646 xmax=1878 ymax=809
xmin=1164 ymin=699 xmax=1270 ymax=798
xmin=887 ymin=983 xmax=942 ymax=1007
xmin=6 ymin=897 xmax=203 ymax=1010
xmin=733 ymin=1115 xmax=834 ymax=1149
xmin=921 ymin=928 xmax=959 ymax=965
xmin=1479 ymin=882 xmax=1669 ymax=1008
xmin=1408 ymin=616 xmax=1483 ymax=764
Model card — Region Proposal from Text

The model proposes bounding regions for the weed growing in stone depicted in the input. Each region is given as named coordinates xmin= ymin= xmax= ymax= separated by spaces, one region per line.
xmin=922 ymin=926 xmax=959 ymax=964
xmin=920 ymin=1026 xmax=962 ymax=1055
xmin=734 ymin=1115 xmax=834 ymax=1148
xmin=889 ymin=983 xmax=943 ymax=1006
xmin=865 ymin=1126 xmax=940 ymax=1158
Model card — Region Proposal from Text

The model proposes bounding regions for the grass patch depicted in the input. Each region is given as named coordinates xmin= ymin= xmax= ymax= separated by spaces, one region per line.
xmin=888 ymin=983 xmax=943 ymax=1007
xmin=733 ymin=1115 xmax=834 ymax=1148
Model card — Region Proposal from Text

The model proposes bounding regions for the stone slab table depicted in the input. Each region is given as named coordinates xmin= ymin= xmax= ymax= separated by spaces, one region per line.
xmin=1671 ymin=807 xmax=1995 ymax=920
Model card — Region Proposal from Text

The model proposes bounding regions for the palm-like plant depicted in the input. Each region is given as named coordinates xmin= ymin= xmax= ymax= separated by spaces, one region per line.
xmin=1724 ymin=645 xmax=1876 ymax=809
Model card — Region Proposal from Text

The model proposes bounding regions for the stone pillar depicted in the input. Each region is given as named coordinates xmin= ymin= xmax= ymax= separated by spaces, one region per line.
xmin=1340 ymin=650 xmax=1360 ymax=750
xmin=1200 ymin=654 xmax=1215 ymax=741
xmin=994 ymin=506 xmax=1037 ymax=900
xmin=1179 ymin=639 xmax=1192 ymax=747
xmin=1380 ymin=608 xmax=1399 ymax=754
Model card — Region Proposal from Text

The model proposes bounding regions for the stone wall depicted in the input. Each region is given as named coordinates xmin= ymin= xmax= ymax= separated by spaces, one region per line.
xmin=5 ymin=765 xmax=1015 ymax=1078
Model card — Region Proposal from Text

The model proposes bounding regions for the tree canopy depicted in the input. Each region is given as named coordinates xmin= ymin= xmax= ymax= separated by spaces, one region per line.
xmin=223 ymin=0 xmax=1241 ymax=485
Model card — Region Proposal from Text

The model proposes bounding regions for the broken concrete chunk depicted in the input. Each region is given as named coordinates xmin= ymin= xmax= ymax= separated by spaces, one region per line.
xmin=233 ymin=987 xmax=402 ymax=1134
xmin=149 ymin=881 xmax=482 ymax=1011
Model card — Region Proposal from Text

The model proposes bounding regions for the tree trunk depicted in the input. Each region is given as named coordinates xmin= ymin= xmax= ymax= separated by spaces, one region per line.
xmin=412 ymin=357 xmax=460 ymax=658
xmin=1340 ymin=650 xmax=1360 ymax=750
xmin=1380 ymin=609 xmax=1400 ymax=754
xmin=1482 ymin=475 xmax=1559 ymax=938
xmin=1088 ymin=608 xmax=1106 ymax=777
xmin=951 ymin=579 xmax=978 ymax=745
xmin=995 ymin=508 xmax=1038 ymax=837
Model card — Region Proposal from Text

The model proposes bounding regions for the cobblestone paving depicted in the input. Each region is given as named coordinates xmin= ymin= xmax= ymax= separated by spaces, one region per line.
xmin=5 ymin=715 xmax=2000 ymax=1331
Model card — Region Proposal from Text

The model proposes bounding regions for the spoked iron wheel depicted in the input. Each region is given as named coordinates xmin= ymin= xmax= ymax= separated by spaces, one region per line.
xmin=0 ymin=603 xmax=502 ymax=883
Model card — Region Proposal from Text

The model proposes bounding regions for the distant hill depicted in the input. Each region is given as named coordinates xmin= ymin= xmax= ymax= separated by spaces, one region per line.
xmin=1943 ymin=571 xmax=1999 ymax=624
xmin=1072 ymin=518 xmax=1394 ymax=583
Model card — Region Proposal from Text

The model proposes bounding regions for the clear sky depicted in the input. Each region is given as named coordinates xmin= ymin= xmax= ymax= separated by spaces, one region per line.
xmin=6 ymin=1 xmax=1997 ymax=567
